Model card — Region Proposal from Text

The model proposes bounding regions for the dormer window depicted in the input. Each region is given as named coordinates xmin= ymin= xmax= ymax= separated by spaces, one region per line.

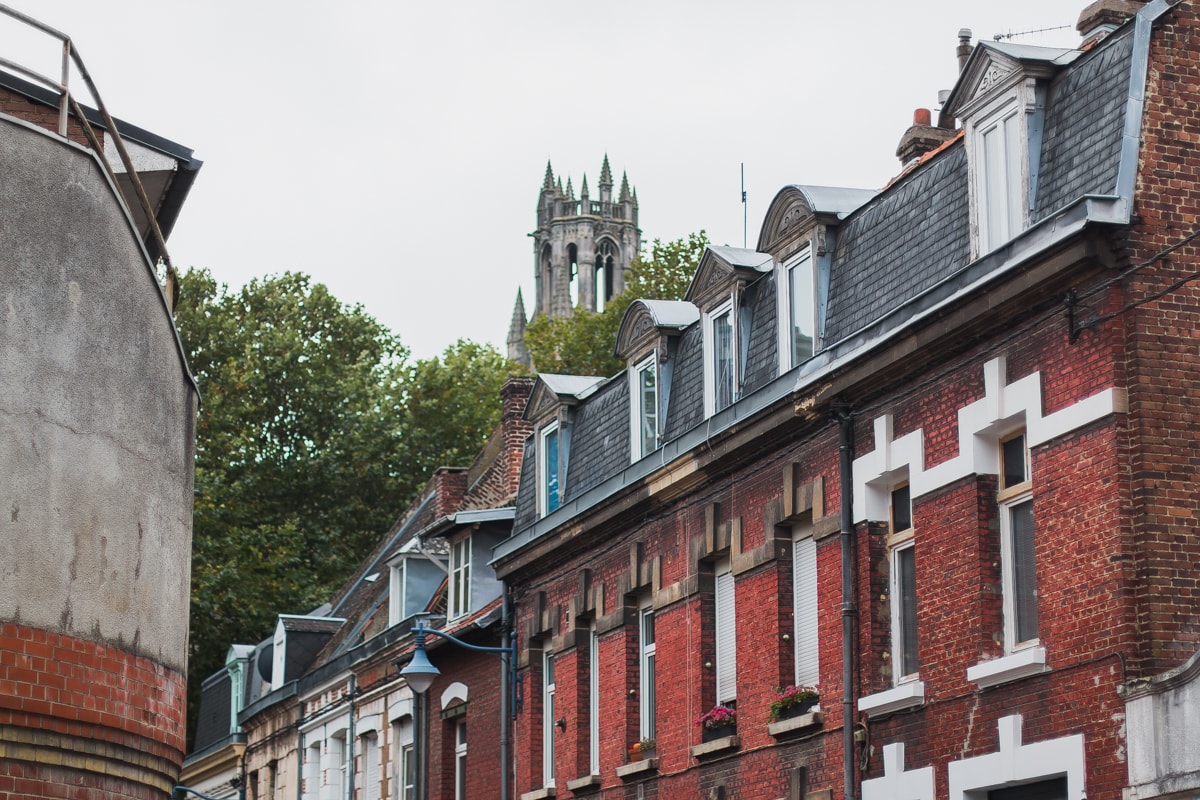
xmin=706 ymin=298 xmax=736 ymax=415
xmin=945 ymin=41 xmax=1074 ymax=258
xmin=782 ymin=248 xmax=816 ymax=370
xmin=448 ymin=536 xmax=471 ymax=620
xmin=633 ymin=355 xmax=658 ymax=459
xmin=539 ymin=422 xmax=560 ymax=516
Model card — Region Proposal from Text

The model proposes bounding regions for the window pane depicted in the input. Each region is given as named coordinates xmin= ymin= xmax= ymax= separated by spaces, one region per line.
xmin=713 ymin=310 xmax=734 ymax=411
xmin=896 ymin=545 xmax=919 ymax=677
xmin=789 ymin=258 xmax=815 ymax=363
xmin=891 ymin=485 xmax=912 ymax=532
xmin=1002 ymin=435 xmax=1027 ymax=487
xmin=1010 ymin=498 xmax=1038 ymax=643
xmin=544 ymin=429 xmax=559 ymax=513
xmin=639 ymin=361 xmax=657 ymax=455
xmin=640 ymin=608 xmax=656 ymax=739
xmin=982 ymin=122 xmax=1007 ymax=249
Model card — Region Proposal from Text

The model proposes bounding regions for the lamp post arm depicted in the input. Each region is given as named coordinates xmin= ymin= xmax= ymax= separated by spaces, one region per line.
xmin=420 ymin=625 xmax=514 ymax=657
xmin=174 ymin=787 xmax=231 ymax=800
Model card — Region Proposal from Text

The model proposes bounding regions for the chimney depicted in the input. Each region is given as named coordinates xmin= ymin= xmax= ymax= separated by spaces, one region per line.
xmin=501 ymin=376 xmax=535 ymax=497
xmin=1077 ymin=0 xmax=1143 ymax=47
xmin=433 ymin=467 xmax=469 ymax=519
xmin=957 ymin=28 xmax=973 ymax=72
xmin=896 ymin=108 xmax=958 ymax=165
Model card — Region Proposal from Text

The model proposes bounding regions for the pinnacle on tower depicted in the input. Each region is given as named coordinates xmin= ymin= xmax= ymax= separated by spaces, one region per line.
xmin=599 ymin=154 xmax=613 ymax=187
xmin=507 ymin=289 xmax=531 ymax=367
xmin=543 ymin=160 xmax=555 ymax=191
xmin=580 ymin=174 xmax=589 ymax=199
xmin=619 ymin=171 xmax=631 ymax=203
xmin=557 ymin=177 xmax=564 ymax=194
xmin=565 ymin=177 xmax=574 ymax=200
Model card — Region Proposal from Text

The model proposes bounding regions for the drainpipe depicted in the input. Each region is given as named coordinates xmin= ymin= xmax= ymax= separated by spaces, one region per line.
xmin=347 ymin=676 xmax=357 ymax=800
xmin=835 ymin=404 xmax=858 ymax=800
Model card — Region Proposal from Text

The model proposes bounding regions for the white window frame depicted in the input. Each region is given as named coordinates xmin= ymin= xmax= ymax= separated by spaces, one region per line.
xmin=792 ymin=522 xmax=819 ymax=690
xmin=998 ymin=432 xmax=1038 ymax=652
xmin=542 ymin=649 xmax=556 ymax=787
xmin=304 ymin=741 xmax=322 ymax=800
xmin=448 ymin=536 xmax=471 ymax=620
xmin=975 ymin=103 xmax=1026 ymax=253
xmin=588 ymin=625 xmax=600 ymax=775
xmin=538 ymin=422 xmax=561 ymax=517
xmin=889 ymin=482 xmax=919 ymax=683
xmin=638 ymin=602 xmax=656 ymax=741
xmin=777 ymin=248 xmax=816 ymax=372
xmin=360 ymin=731 xmax=381 ymax=800
xmin=393 ymin=717 xmax=414 ymax=800
xmin=388 ymin=561 xmax=405 ymax=627
xmin=703 ymin=296 xmax=737 ymax=417
xmin=454 ymin=719 xmax=467 ymax=800
xmin=714 ymin=560 xmax=737 ymax=705
xmin=630 ymin=353 xmax=658 ymax=461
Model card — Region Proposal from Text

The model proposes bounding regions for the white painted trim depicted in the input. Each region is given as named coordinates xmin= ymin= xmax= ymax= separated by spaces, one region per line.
xmin=966 ymin=645 xmax=1047 ymax=688
xmin=388 ymin=694 xmax=413 ymax=723
xmin=440 ymin=681 xmax=468 ymax=710
xmin=862 ymin=743 xmax=935 ymax=800
xmin=854 ymin=356 xmax=1124 ymax=522
xmin=947 ymin=714 xmax=1085 ymax=799
xmin=858 ymin=680 xmax=925 ymax=718
xmin=357 ymin=713 xmax=381 ymax=736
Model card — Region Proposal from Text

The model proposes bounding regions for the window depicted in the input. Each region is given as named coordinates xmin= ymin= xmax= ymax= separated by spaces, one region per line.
xmin=638 ymin=604 xmax=656 ymax=740
xmin=786 ymin=250 xmax=816 ymax=368
xmin=999 ymin=432 xmax=1037 ymax=650
xmin=361 ymin=733 xmax=381 ymax=800
xmin=632 ymin=355 xmax=658 ymax=460
xmin=539 ymin=423 xmax=560 ymax=516
xmin=449 ymin=537 xmax=471 ymax=620
xmin=974 ymin=103 xmax=1026 ymax=253
xmin=714 ymin=561 xmax=737 ymax=705
xmin=706 ymin=300 xmax=736 ymax=415
xmin=399 ymin=743 xmax=415 ymax=800
xmin=588 ymin=626 xmax=599 ymax=775
xmin=543 ymin=650 xmax=556 ymax=787
xmin=304 ymin=742 xmax=321 ymax=800
xmin=889 ymin=483 xmax=919 ymax=682
xmin=454 ymin=720 xmax=467 ymax=800
xmin=596 ymin=240 xmax=616 ymax=312
xmin=327 ymin=733 xmax=347 ymax=800
xmin=792 ymin=523 xmax=819 ymax=689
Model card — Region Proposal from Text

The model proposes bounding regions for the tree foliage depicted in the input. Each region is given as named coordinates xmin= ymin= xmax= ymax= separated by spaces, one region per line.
xmin=525 ymin=231 xmax=709 ymax=376
xmin=175 ymin=269 xmax=523 ymax=741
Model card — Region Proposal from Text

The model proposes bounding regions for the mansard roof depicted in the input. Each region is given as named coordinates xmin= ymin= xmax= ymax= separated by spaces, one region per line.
xmin=501 ymin=16 xmax=1149 ymax=560
xmin=525 ymin=374 xmax=606 ymax=421
xmin=944 ymin=40 xmax=1080 ymax=118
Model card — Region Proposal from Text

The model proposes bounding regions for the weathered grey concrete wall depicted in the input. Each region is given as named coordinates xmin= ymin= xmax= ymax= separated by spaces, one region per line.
xmin=0 ymin=114 xmax=197 ymax=672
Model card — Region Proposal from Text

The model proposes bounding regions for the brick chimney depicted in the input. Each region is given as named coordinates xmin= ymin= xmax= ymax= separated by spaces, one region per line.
xmin=896 ymin=108 xmax=958 ymax=165
xmin=501 ymin=376 xmax=535 ymax=498
xmin=1077 ymin=0 xmax=1144 ymax=47
xmin=433 ymin=467 xmax=469 ymax=519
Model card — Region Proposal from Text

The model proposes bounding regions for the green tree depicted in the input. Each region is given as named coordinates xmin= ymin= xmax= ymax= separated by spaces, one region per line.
xmin=175 ymin=269 xmax=522 ymax=741
xmin=525 ymin=231 xmax=709 ymax=376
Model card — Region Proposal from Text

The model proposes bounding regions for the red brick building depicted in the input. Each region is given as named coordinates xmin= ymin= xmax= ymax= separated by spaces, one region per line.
xmin=491 ymin=2 xmax=1200 ymax=799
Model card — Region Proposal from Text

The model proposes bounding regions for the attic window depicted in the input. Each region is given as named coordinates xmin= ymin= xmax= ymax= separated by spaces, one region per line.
xmin=779 ymin=247 xmax=816 ymax=371
xmin=974 ymin=102 xmax=1027 ymax=253
xmin=538 ymin=422 xmax=561 ymax=516
xmin=705 ymin=298 xmax=736 ymax=415
xmin=631 ymin=354 xmax=658 ymax=460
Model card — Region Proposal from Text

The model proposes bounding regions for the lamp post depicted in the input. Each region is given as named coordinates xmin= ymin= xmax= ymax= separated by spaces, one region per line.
xmin=396 ymin=618 xmax=516 ymax=800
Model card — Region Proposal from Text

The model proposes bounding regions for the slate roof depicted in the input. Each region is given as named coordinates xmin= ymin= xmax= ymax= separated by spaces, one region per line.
xmin=507 ymin=22 xmax=1141 ymax=546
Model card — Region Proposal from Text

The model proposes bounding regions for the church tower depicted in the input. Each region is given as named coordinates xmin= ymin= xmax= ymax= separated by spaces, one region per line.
xmin=508 ymin=156 xmax=641 ymax=366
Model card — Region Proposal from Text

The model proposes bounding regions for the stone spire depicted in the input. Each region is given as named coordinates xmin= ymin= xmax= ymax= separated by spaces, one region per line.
xmin=506 ymin=289 xmax=530 ymax=367
xmin=599 ymin=154 xmax=613 ymax=187
xmin=580 ymin=173 xmax=589 ymax=201
xmin=619 ymin=171 xmax=631 ymax=203
xmin=565 ymin=177 xmax=574 ymax=200
xmin=542 ymin=160 xmax=555 ymax=191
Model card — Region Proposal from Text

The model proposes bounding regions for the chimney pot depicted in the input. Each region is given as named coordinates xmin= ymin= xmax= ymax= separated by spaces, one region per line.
xmin=957 ymin=28 xmax=973 ymax=72
xmin=914 ymin=108 xmax=932 ymax=126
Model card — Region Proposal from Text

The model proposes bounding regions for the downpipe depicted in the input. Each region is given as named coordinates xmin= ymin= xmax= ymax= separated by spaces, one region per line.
xmin=835 ymin=404 xmax=858 ymax=800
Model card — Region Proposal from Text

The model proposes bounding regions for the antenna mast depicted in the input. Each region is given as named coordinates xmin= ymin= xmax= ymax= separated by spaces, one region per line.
xmin=741 ymin=163 xmax=747 ymax=248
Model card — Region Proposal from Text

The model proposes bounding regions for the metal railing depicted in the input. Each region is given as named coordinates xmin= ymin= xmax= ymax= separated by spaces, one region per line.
xmin=0 ymin=3 xmax=178 ymax=309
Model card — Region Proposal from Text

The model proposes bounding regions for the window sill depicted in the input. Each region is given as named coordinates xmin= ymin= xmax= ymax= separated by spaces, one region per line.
xmin=967 ymin=646 xmax=1047 ymax=688
xmin=614 ymin=758 xmax=657 ymax=779
xmin=565 ymin=775 xmax=601 ymax=792
xmin=689 ymin=734 xmax=740 ymax=758
xmin=519 ymin=788 xmax=555 ymax=800
xmin=768 ymin=710 xmax=823 ymax=738
xmin=857 ymin=680 xmax=925 ymax=718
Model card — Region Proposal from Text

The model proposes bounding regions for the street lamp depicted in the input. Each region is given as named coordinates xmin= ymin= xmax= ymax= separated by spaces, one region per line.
xmin=396 ymin=618 xmax=516 ymax=800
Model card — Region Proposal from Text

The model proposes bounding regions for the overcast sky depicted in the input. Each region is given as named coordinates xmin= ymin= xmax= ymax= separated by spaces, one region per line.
xmin=7 ymin=1 xmax=1086 ymax=359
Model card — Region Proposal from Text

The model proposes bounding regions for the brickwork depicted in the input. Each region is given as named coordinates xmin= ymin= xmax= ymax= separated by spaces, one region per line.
xmin=0 ymin=622 xmax=186 ymax=798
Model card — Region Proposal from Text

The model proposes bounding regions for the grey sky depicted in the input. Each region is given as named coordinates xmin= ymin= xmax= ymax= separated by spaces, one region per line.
xmin=8 ymin=1 xmax=1085 ymax=359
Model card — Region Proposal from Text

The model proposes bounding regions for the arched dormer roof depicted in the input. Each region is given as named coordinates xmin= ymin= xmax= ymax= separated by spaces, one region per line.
xmin=524 ymin=374 xmax=605 ymax=423
xmin=684 ymin=246 xmax=774 ymax=309
xmin=757 ymin=185 xmax=877 ymax=256
xmin=614 ymin=299 xmax=699 ymax=360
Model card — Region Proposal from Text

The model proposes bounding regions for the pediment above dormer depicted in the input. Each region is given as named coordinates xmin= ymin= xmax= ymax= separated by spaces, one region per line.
xmin=945 ymin=41 xmax=1079 ymax=120
xmin=758 ymin=185 xmax=876 ymax=258
xmin=684 ymin=245 xmax=774 ymax=309
xmin=524 ymin=374 xmax=605 ymax=423
xmin=614 ymin=299 xmax=699 ymax=361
